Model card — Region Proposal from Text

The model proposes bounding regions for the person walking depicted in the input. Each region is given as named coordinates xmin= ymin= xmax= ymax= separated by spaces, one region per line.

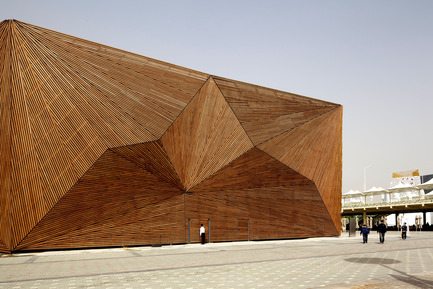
xmin=200 ymin=224 xmax=205 ymax=244
xmin=377 ymin=220 xmax=387 ymax=244
xmin=401 ymin=222 xmax=408 ymax=240
xmin=360 ymin=224 xmax=370 ymax=243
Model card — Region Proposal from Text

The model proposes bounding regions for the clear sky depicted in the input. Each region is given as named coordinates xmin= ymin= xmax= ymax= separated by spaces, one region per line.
xmin=2 ymin=0 xmax=432 ymax=193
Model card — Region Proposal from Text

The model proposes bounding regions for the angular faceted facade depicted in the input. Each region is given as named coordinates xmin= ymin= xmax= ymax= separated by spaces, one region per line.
xmin=0 ymin=20 xmax=342 ymax=253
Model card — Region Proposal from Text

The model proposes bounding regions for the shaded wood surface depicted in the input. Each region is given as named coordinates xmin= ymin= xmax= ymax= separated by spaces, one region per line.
xmin=161 ymin=78 xmax=254 ymax=191
xmin=17 ymin=150 xmax=186 ymax=251
xmin=0 ymin=238 xmax=8 ymax=253
xmin=1 ymin=19 xmax=342 ymax=253
xmin=259 ymin=107 xmax=343 ymax=233
xmin=111 ymin=141 xmax=183 ymax=190
xmin=214 ymin=76 xmax=339 ymax=145
xmin=189 ymin=148 xmax=338 ymax=240
xmin=0 ymin=20 xmax=12 ymax=250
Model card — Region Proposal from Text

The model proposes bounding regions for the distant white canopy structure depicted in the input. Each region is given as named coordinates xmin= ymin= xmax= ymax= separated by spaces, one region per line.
xmin=389 ymin=183 xmax=413 ymax=192
xmin=342 ymin=172 xmax=433 ymax=211
xmin=343 ymin=189 xmax=363 ymax=196
xmin=342 ymin=189 xmax=363 ymax=204
xmin=366 ymin=186 xmax=388 ymax=193
xmin=416 ymin=178 xmax=433 ymax=191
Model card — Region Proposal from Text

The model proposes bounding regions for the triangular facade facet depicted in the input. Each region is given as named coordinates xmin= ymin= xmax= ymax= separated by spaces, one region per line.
xmin=0 ymin=19 xmax=342 ymax=253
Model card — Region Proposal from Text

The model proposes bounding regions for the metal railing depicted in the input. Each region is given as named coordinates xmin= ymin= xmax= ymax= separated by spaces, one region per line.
xmin=342 ymin=196 xmax=433 ymax=210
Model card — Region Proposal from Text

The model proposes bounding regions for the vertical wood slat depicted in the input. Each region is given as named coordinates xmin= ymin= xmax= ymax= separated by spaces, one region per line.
xmin=0 ymin=20 xmax=12 ymax=251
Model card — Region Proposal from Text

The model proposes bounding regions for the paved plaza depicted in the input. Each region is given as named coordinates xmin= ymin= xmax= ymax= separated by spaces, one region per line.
xmin=1 ymin=231 xmax=433 ymax=288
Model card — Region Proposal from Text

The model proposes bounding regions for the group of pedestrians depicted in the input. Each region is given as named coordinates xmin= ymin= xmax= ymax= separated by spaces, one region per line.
xmin=360 ymin=220 xmax=408 ymax=243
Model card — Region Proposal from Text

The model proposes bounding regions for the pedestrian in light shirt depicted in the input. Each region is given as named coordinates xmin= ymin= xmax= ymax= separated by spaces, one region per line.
xmin=200 ymin=224 xmax=205 ymax=244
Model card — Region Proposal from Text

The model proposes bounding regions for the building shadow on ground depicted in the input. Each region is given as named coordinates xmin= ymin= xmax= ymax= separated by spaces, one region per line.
xmin=344 ymin=257 xmax=433 ymax=288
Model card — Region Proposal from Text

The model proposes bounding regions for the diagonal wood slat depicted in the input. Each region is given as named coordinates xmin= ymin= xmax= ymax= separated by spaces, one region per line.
xmin=0 ymin=238 xmax=9 ymax=253
xmin=258 ymin=107 xmax=343 ymax=233
xmin=189 ymin=148 xmax=338 ymax=240
xmin=1 ymin=19 xmax=208 ymax=250
xmin=1 ymin=19 xmax=342 ymax=252
xmin=8 ymin=21 xmax=111 ymax=248
xmin=17 ymin=20 xmax=209 ymax=144
xmin=111 ymin=141 xmax=183 ymax=190
xmin=214 ymin=76 xmax=339 ymax=146
xmin=161 ymin=77 xmax=254 ymax=191
xmin=17 ymin=150 xmax=185 ymax=251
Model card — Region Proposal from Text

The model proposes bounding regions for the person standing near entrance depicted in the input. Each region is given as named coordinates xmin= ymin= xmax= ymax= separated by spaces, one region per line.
xmin=200 ymin=224 xmax=205 ymax=244
xmin=377 ymin=220 xmax=387 ymax=244
xmin=401 ymin=222 xmax=408 ymax=240
xmin=360 ymin=224 xmax=370 ymax=243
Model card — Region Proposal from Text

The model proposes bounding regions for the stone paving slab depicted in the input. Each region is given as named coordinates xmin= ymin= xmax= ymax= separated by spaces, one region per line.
xmin=1 ymin=231 xmax=433 ymax=288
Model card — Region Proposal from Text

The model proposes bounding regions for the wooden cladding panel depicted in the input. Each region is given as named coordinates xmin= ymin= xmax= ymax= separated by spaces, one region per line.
xmin=17 ymin=150 xmax=186 ymax=251
xmin=189 ymin=148 xmax=338 ymax=240
xmin=19 ymin=21 xmax=208 ymax=85
xmin=8 ymin=27 xmax=109 ymax=247
xmin=8 ymin=29 xmax=51 ymax=248
xmin=112 ymin=141 xmax=183 ymax=190
xmin=258 ymin=107 xmax=343 ymax=234
xmin=1 ymin=19 xmax=342 ymax=251
xmin=190 ymin=148 xmax=312 ymax=192
xmin=186 ymin=190 xmax=336 ymax=242
xmin=0 ymin=21 xmax=12 ymax=251
xmin=214 ymin=76 xmax=338 ymax=145
xmin=161 ymin=78 xmax=254 ymax=190
xmin=0 ymin=238 xmax=9 ymax=253
xmin=17 ymin=20 xmax=208 ymax=143
xmin=13 ymin=25 xmax=148 ymax=147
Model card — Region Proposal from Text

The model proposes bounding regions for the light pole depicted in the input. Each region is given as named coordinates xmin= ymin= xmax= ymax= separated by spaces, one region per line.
xmin=363 ymin=165 xmax=372 ymax=192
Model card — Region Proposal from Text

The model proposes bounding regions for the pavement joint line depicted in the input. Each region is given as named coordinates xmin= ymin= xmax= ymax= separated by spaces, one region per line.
xmin=0 ymin=246 xmax=431 ymax=285
xmin=23 ymin=256 xmax=39 ymax=263
xmin=0 ymin=241 xmax=432 ymax=268
xmin=127 ymin=251 xmax=142 ymax=257
xmin=0 ymin=234 xmax=427 ymax=259
xmin=2 ymin=233 xmax=433 ymax=288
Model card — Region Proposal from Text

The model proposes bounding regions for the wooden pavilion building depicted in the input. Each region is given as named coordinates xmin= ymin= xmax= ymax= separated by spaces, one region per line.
xmin=0 ymin=20 xmax=342 ymax=253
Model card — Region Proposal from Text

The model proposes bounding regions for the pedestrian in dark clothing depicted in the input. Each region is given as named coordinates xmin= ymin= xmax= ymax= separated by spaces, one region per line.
xmin=401 ymin=222 xmax=408 ymax=240
xmin=360 ymin=224 xmax=370 ymax=243
xmin=377 ymin=220 xmax=387 ymax=244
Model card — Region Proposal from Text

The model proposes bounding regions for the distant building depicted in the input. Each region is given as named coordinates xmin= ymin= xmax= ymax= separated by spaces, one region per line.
xmin=390 ymin=169 xmax=420 ymax=187
xmin=421 ymin=174 xmax=433 ymax=194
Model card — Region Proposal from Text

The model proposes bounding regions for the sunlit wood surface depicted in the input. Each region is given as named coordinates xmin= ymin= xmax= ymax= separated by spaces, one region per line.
xmin=0 ymin=19 xmax=342 ymax=253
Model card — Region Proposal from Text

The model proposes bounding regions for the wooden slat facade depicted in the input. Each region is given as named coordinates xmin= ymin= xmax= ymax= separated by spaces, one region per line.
xmin=17 ymin=150 xmax=186 ymax=250
xmin=111 ymin=141 xmax=183 ymax=190
xmin=188 ymin=148 xmax=338 ymax=241
xmin=258 ymin=107 xmax=343 ymax=232
xmin=213 ymin=76 xmax=339 ymax=146
xmin=0 ymin=238 xmax=8 ymax=253
xmin=1 ymin=19 xmax=342 ymax=253
xmin=160 ymin=78 xmax=254 ymax=191
xmin=0 ymin=20 xmax=12 ymax=252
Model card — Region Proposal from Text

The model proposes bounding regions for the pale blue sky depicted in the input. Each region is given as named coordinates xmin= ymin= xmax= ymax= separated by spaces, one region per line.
xmin=2 ymin=0 xmax=433 ymax=192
